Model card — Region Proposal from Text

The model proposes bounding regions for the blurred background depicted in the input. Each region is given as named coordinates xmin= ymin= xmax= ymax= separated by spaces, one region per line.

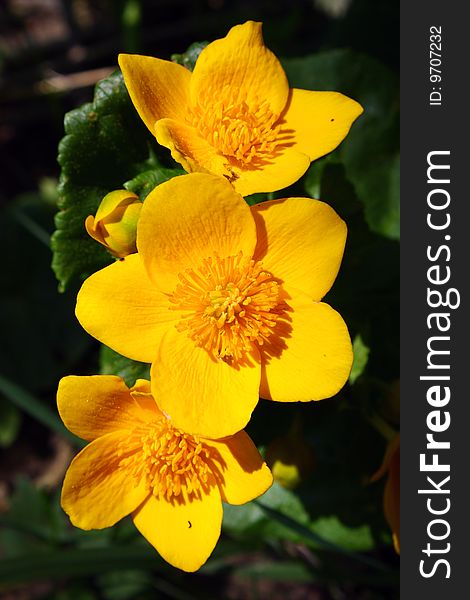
xmin=0 ymin=1 xmax=399 ymax=598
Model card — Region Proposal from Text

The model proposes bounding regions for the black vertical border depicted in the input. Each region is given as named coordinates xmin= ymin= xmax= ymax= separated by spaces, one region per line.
xmin=401 ymin=2 xmax=468 ymax=597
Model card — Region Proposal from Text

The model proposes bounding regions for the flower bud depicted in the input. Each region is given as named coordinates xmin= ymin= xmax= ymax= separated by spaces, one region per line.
xmin=85 ymin=190 xmax=142 ymax=258
xmin=265 ymin=415 xmax=315 ymax=490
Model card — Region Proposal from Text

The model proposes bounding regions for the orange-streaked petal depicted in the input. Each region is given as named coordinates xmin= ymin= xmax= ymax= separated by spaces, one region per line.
xmin=57 ymin=375 xmax=157 ymax=441
xmin=132 ymin=485 xmax=222 ymax=572
xmin=151 ymin=327 xmax=261 ymax=439
xmin=118 ymin=54 xmax=191 ymax=133
xmin=191 ymin=21 xmax=289 ymax=116
xmin=282 ymin=88 xmax=363 ymax=161
xmin=155 ymin=118 xmax=229 ymax=177
xmin=75 ymin=253 xmax=175 ymax=363
xmin=207 ymin=431 xmax=273 ymax=505
xmin=260 ymin=296 xmax=352 ymax=402
xmin=137 ymin=173 xmax=257 ymax=293
xmin=229 ymin=147 xmax=310 ymax=196
xmin=252 ymin=197 xmax=346 ymax=300
xmin=61 ymin=431 xmax=148 ymax=530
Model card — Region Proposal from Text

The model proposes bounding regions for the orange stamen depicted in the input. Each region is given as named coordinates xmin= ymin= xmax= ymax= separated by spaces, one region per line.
xmin=189 ymin=88 xmax=282 ymax=164
xmin=169 ymin=252 xmax=285 ymax=362
xmin=118 ymin=419 xmax=215 ymax=501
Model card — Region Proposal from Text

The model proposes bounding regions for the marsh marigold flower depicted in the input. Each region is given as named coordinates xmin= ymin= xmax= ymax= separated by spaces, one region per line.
xmin=76 ymin=173 xmax=353 ymax=439
xmin=118 ymin=21 xmax=363 ymax=196
xmin=85 ymin=190 xmax=142 ymax=258
xmin=57 ymin=375 xmax=272 ymax=572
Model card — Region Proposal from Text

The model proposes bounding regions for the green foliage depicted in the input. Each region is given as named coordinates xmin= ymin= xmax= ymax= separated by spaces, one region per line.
xmin=350 ymin=334 xmax=370 ymax=384
xmin=283 ymin=49 xmax=400 ymax=239
xmin=223 ymin=482 xmax=310 ymax=543
xmin=125 ymin=164 xmax=185 ymax=200
xmin=0 ymin=398 xmax=21 ymax=448
xmin=0 ymin=195 xmax=91 ymax=391
xmin=51 ymin=72 xmax=182 ymax=291
xmin=100 ymin=346 xmax=150 ymax=387
xmin=171 ymin=42 xmax=209 ymax=71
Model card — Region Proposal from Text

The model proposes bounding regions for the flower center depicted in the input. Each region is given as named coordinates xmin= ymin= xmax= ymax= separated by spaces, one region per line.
xmin=189 ymin=90 xmax=281 ymax=164
xmin=169 ymin=252 xmax=284 ymax=362
xmin=118 ymin=419 xmax=215 ymax=501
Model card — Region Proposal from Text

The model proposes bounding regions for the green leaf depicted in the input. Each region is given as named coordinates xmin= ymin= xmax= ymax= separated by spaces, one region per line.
xmin=349 ymin=334 xmax=370 ymax=384
xmin=0 ymin=546 xmax=163 ymax=586
xmin=124 ymin=165 xmax=185 ymax=200
xmin=98 ymin=570 xmax=153 ymax=600
xmin=283 ymin=49 xmax=399 ymax=239
xmin=171 ymin=41 xmax=209 ymax=71
xmin=52 ymin=71 xmax=154 ymax=291
xmin=100 ymin=345 xmax=150 ymax=387
xmin=232 ymin=560 xmax=315 ymax=583
xmin=0 ymin=375 xmax=84 ymax=447
xmin=223 ymin=482 xmax=310 ymax=543
xmin=309 ymin=515 xmax=375 ymax=553
xmin=0 ymin=397 xmax=21 ymax=447
xmin=0 ymin=479 xmax=69 ymax=557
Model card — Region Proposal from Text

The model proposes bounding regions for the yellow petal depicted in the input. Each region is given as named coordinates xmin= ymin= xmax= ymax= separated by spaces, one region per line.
xmin=151 ymin=326 xmax=261 ymax=439
xmin=155 ymin=118 xmax=229 ymax=177
xmin=76 ymin=253 xmax=175 ymax=363
xmin=207 ymin=431 xmax=273 ymax=505
xmin=282 ymin=89 xmax=363 ymax=161
xmin=252 ymin=197 xmax=346 ymax=300
xmin=61 ymin=431 xmax=148 ymax=530
xmin=132 ymin=485 xmax=222 ymax=572
xmin=57 ymin=375 xmax=157 ymax=441
xmin=260 ymin=296 xmax=352 ymax=401
xmin=191 ymin=21 xmax=289 ymax=117
xmin=137 ymin=173 xmax=257 ymax=293
xmin=118 ymin=54 xmax=191 ymax=134
xmin=229 ymin=147 xmax=311 ymax=196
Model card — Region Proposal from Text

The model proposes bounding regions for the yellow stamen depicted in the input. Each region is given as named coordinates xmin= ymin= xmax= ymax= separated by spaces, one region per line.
xmin=189 ymin=87 xmax=282 ymax=164
xmin=118 ymin=419 xmax=216 ymax=501
xmin=169 ymin=252 xmax=285 ymax=362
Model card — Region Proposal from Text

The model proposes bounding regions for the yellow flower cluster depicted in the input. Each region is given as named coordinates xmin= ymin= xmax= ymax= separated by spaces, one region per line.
xmin=58 ymin=21 xmax=362 ymax=572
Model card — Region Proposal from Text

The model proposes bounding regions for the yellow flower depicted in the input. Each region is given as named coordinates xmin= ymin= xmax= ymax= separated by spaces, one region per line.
xmin=372 ymin=434 xmax=400 ymax=553
xmin=57 ymin=375 xmax=272 ymax=572
xmin=118 ymin=21 xmax=363 ymax=196
xmin=76 ymin=173 xmax=353 ymax=439
xmin=85 ymin=190 xmax=142 ymax=258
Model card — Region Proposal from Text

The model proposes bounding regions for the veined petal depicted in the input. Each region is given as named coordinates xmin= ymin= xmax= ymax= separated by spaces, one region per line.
xmin=260 ymin=296 xmax=352 ymax=402
xmin=251 ymin=197 xmax=347 ymax=300
xmin=282 ymin=89 xmax=363 ymax=161
xmin=57 ymin=375 xmax=158 ymax=441
xmin=191 ymin=21 xmax=289 ymax=116
xmin=207 ymin=431 xmax=273 ymax=505
xmin=61 ymin=431 xmax=148 ymax=530
xmin=132 ymin=485 xmax=222 ymax=572
xmin=229 ymin=147 xmax=310 ymax=196
xmin=76 ymin=254 xmax=175 ymax=363
xmin=118 ymin=54 xmax=191 ymax=133
xmin=155 ymin=118 xmax=229 ymax=177
xmin=137 ymin=173 xmax=257 ymax=293
xmin=151 ymin=326 xmax=261 ymax=439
